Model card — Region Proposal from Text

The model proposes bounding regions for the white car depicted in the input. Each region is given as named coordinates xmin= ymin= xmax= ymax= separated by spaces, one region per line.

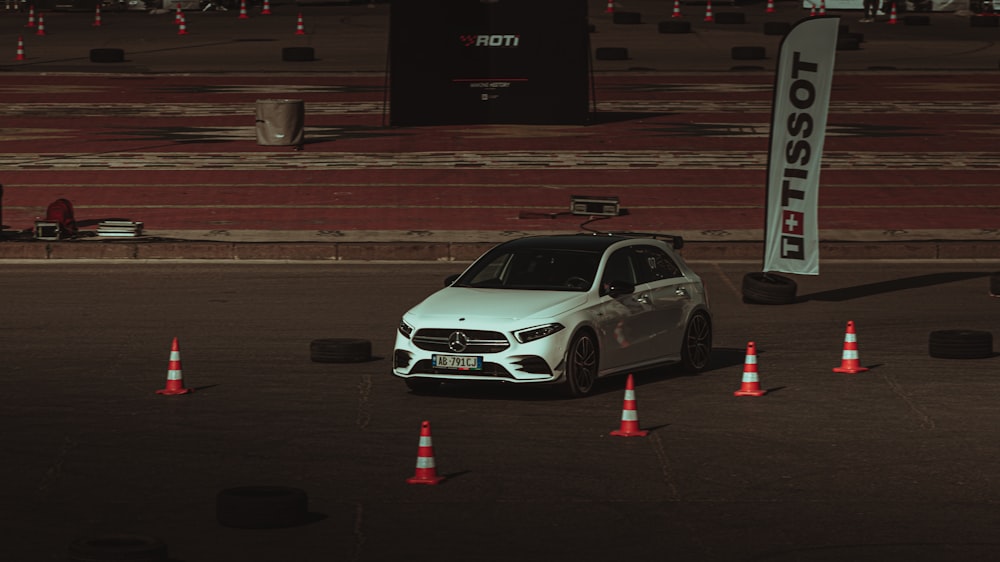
xmin=392 ymin=234 xmax=712 ymax=397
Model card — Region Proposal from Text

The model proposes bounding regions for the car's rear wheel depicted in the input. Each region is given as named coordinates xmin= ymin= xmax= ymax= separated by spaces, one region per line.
xmin=405 ymin=378 xmax=442 ymax=394
xmin=680 ymin=312 xmax=712 ymax=372
xmin=563 ymin=331 xmax=598 ymax=398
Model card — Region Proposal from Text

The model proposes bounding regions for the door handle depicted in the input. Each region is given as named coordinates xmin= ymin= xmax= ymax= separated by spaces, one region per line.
xmin=634 ymin=293 xmax=650 ymax=304
xmin=675 ymin=287 xmax=689 ymax=297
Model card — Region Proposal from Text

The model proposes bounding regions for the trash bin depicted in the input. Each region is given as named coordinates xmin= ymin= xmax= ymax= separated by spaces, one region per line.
xmin=255 ymin=99 xmax=305 ymax=146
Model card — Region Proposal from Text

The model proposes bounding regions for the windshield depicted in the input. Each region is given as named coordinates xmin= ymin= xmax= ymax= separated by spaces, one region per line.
xmin=455 ymin=248 xmax=601 ymax=291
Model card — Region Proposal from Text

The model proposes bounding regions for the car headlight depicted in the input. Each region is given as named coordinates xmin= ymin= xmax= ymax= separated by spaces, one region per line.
xmin=514 ymin=323 xmax=565 ymax=344
xmin=398 ymin=320 xmax=414 ymax=339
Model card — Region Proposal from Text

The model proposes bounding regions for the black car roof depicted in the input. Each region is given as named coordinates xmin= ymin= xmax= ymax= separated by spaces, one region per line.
xmin=494 ymin=234 xmax=635 ymax=253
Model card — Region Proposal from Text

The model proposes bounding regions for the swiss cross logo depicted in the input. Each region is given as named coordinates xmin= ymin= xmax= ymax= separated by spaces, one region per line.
xmin=782 ymin=210 xmax=804 ymax=236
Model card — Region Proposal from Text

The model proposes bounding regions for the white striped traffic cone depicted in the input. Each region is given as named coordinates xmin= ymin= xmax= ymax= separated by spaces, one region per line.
xmin=25 ymin=5 xmax=35 ymax=28
xmin=833 ymin=321 xmax=869 ymax=373
xmin=177 ymin=13 xmax=188 ymax=35
xmin=406 ymin=420 xmax=445 ymax=485
xmin=610 ymin=374 xmax=648 ymax=437
xmin=604 ymin=0 xmax=614 ymax=13
xmin=261 ymin=0 xmax=271 ymax=15
xmin=819 ymin=0 xmax=826 ymax=14
xmin=888 ymin=2 xmax=898 ymax=23
xmin=15 ymin=35 xmax=25 ymax=61
xmin=704 ymin=0 xmax=714 ymax=22
xmin=671 ymin=0 xmax=682 ymax=18
xmin=294 ymin=12 xmax=305 ymax=35
xmin=766 ymin=0 xmax=775 ymax=13
xmin=92 ymin=4 xmax=101 ymax=26
xmin=156 ymin=337 xmax=193 ymax=395
xmin=734 ymin=342 xmax=766 ymax=397
xmin=238 ymin=0 xmax=248 ymax=19
xmin=175 ymin=5 xmax=182 ymax=23
xmin=35 ymin=13 xmax=45 ymax=36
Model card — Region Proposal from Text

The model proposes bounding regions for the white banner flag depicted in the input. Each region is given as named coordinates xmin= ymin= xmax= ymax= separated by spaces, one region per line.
xmin=763 ymin=16 xmax=839 ymax=276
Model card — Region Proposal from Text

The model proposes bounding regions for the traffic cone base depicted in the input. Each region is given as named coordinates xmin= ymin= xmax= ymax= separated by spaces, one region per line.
xmin=734 ymin=342 xmax=767 ymax=397
xmin=156 ymin=337 xmax=193 ymax=395
xmin=407 ymin=421 xmax=445 ymax=485
xmin=610 ymin=374 xmax=649 ymax=437
xmin=833 ymin=320 xmax=869 ymax=373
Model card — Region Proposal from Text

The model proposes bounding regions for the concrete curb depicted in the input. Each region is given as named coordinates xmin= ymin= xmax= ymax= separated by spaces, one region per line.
xmin=2 ymin=239 xmax=997 ymax=261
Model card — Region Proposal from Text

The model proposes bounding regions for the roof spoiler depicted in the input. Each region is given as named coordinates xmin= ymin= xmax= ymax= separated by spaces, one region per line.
xmin=607 ymin=231 xmax=685 ymax=250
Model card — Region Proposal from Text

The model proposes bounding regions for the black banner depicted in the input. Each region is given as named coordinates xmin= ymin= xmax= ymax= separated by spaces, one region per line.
xmin=389 ymin=0 xmax=591 ymax=126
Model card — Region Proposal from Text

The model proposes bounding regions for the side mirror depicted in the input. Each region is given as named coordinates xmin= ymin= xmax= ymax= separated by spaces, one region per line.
xmin=444 ymin=273 xmax=461 ymax=287
xmin=604 ymin=280 xmax=635 ymax=298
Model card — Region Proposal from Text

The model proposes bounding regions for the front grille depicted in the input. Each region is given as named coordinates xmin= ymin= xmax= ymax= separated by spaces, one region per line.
xmin=409 ymin=359 xmax=512 ymax=378
xmin=412 ymin=328 xmax=510 ymax=354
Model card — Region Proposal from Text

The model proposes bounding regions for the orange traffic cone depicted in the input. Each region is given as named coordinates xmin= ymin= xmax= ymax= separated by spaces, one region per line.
xmin=36 ymin=13 xmax=45 ymax=36
xmin=156 ymin=337 xmax=193 ymax=395
xmin=237 ymin=0 xmax=248 ymax=19
xmin=406 ymin=420 xmax=445 ymax=485
xmin=734 ymin=342 xmax=766 ymax=397
xmin=177 ymin=13 xmax=188 ymax=35
xmin=294 ymin=13 xmax=305 ymax=35
xmin=261 ymin=0 xmax=271 ymax=15
xmin=766 ymin=0 xmax=775 ymax=13
xmin=704 ymin=0 xmax=714 ymax=22
xmin=26 ymin=5 xmax=36 ymax=27
xmin=888 ymin=2 xmax=898 ymax=23
xmin=819 ymin=0 xmax=826 ymax=14
xmin=833 ymin=320 xmax=869 ymax=373
xmin=92 ymin=4 xmax=101 ymax=26
xmin=671 ymin=0 xmax=682 ymax=18
xmin=610 ymin=374 xmax=649 ymax=437
xmin=15 ymin=36 xmax=25 ymax=61
xmin=604 ymin=0 xmax=614 ymax=13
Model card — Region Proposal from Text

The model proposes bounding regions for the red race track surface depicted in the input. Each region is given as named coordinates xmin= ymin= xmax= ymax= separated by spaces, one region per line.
xmin=1 ymin=72 xmax=998 ymax=238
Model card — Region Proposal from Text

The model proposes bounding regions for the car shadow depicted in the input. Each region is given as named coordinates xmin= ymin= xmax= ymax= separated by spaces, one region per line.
xmin=797 ymin=272 xmax=990 ymax=302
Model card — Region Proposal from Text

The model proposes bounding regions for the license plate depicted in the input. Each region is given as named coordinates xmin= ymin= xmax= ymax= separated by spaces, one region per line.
xmin=432 ymin=354 xmax=483 ymax=371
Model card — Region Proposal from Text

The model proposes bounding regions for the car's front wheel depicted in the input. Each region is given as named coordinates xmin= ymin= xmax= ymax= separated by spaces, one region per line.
xmin=680 ymin=312 xmax=712 ymax=372
xmin=563 ymin=331 xmax=599 ymax=398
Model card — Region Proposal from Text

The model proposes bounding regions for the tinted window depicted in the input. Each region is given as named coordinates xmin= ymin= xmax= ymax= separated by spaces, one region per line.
xmin=632 ymin=245 xmax=683 ymax=284
xmin=458 ymin=248 xmax=601 ymax=291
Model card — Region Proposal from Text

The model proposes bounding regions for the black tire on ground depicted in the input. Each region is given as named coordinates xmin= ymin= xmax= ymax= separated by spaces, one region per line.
xmin=990 ymin=272 xmax=1000 ymax=296
xmin=89 ymin=48 xmax=125 ymax=63
xmin=742 ymin=272 xmax=797 ymax=305
xmin=613 ymin=11 xmax=642 ymax=24
xmin=563 ymin=330 xmax=599 ymax=398
xmin=310 ymin=338 xmax=372 ymax=363
xmin=763 ymin=21 xmax=791 ymax=36
xmin=217 ymin=486 xmax=309 ymax=529
xmin=714 ymin=11 xmax=746 ymax=24
xmin=837 ymin=36 xmax=861 ymax=51
xmin=680 ymin=312 xmax=712 ymax=372
xmin=845 ymin=31 xmax=865 ymax=43
xmin=928 ymin=330 xmax=994 ymax=359
xmin=970 ymin=15 xmax=999 ymax=27
xmin=68 ymin=534 xmax=168 ymax=562
xmin=838 ymin=23 xmax=850 ymax=36
xmin=595 ymin=47 xmax=629 ymax=60
xmin=731 ymin=46 xmax=766 ymax=60
xmin=904 ymin=14 xmax=930 ymax=25
xmin=405 ymin=378 xmax=442 ymax=394
xmin=658 ymin=20 xmax=692 ymax=34
xmin=282 ymin=47 xmax=315 ymax=62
